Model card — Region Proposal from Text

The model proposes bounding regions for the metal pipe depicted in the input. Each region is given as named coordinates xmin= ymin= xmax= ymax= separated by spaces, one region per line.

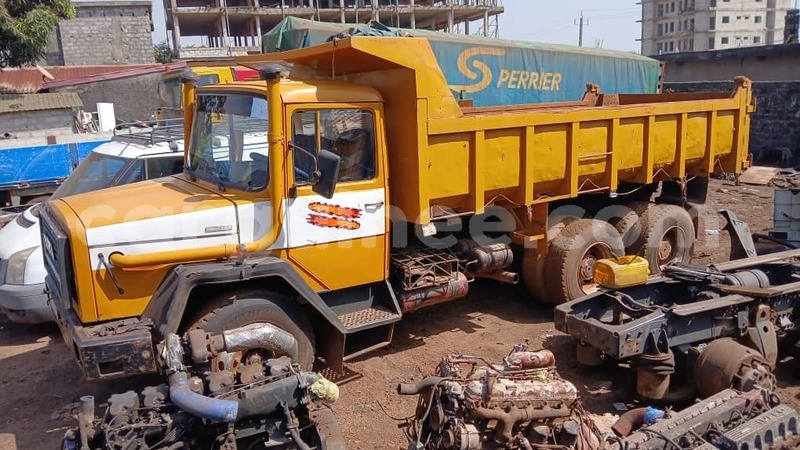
xmin=397 ymin=376 xmax=449 ymax=395
xmin=473 ymin=405 xmax=569 ymax=443
xmin=78 ymin=395 xmax=94 ymax=450
xmin=611 ymin=407 xmax=647 ymax=437
xmin=222 ymin=323 xmax=300 ymax=363
xmin=474 ymin=270 xmax=519 ymax=284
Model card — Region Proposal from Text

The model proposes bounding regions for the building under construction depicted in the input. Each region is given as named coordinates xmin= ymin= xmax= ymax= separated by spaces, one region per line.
xmin=164 ymin=0 xmax=504 ymax=58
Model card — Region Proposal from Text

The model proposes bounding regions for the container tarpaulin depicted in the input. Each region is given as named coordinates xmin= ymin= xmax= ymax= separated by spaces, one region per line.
xmin=261 ymin=17 xmax=661 ymax=107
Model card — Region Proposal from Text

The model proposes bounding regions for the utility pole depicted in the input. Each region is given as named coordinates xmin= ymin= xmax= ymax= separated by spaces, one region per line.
xmin=575 ymin=11 xmax=587 ymax=47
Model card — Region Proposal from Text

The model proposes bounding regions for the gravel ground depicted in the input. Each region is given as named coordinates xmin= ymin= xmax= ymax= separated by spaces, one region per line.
xmin=1 ymin=179 xmax=797 ymax=449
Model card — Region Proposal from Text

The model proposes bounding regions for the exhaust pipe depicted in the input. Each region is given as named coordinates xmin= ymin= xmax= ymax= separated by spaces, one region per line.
xmin=187 ymin=322 xmax=300 ymax=364
xmin=165 ymin=333 xmax=319 ymax=423
xmin=397 ymin=376 xmax=450 ymax=395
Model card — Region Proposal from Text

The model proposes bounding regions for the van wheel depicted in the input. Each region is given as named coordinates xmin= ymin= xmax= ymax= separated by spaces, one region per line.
xmin=188 ymin=290 xmax=315 ymax=369
xmin=631 ymin=204 xmax=695 ymax=274
xmin=544 ymin=219 xmax=625 ymax=305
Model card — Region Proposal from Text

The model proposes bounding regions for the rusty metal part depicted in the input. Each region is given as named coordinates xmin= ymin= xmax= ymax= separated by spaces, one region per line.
xmin=472 ymin=270 xmax=519 ymax=284
xmin=397 ymin=376 xmax=450 ymax=395
xmin=308 ymin=406 xmax=347 ymax=450
xmin=473 ymin=405 xmax=571 ymax=444
xmin=743 ymin=304 xmax=778 ymax=367
xmin=238 ymin=362 xmax=265 ymax=384
xmin=457 ymin=240 xmax=514 ymax=272
xmin=398 ymin=272 xmax=469 ymax=313
xmin=186 ymin=322 xmax=300 ymax=364
xmin=631 ymin=351 xmax=675 ymax=400
xmin=694 ymin=338 xmax=774 ymax=398
xmin=611 ymin=407 xmax=648 ymax=437
xmin=505 ymin=349 xmax=555 ymax=369
xmin=720 ymin=209 xmax=758 ymax=260
xmin=391 ymin=247 xmax=461 ymax=291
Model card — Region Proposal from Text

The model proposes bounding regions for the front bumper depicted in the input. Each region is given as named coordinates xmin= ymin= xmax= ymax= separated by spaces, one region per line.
xmin=47 ymin=277 xmax=159 ymax=381
xmin=0 ymin=282 xmax=53 ymax=324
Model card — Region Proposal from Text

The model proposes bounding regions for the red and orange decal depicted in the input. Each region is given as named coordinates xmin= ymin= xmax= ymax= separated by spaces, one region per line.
xmin=306 ymin=202 xmax=362 ymax=230
xmin=308 ymin=202 xmax=362 ymax=219
xmin=307 ymin=214 xmax=361 ymax=230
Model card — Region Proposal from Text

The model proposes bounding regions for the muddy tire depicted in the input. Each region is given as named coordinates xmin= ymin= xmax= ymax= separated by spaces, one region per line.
xmin=521 ymin=251 xmax=549 ymax=304
xmin=598 ymin=201 xmax=653 ymax=251
xmin=188 ymin=290 xmax=315 ymax=369
xmin=544 ymin=219 xmax=625 ymax=305
xmin=521 ymin=216 xmax=580 ymax=305
xmin=24 ymin=195 xmax=50 ymax=205
xmin=631 ymin=204 xmax=695 ymax=275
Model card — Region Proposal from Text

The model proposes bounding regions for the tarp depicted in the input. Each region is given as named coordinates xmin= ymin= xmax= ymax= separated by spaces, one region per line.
xmin=261 ymin=17 xmax=661 ymax=107
xmin=0 ymin=139 xmax=109 ymax=188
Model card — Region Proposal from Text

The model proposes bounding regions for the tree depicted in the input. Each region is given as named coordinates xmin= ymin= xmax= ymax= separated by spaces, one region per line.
xmin=154 ymin=40 xmax=177 ymax=64
xmin=0 ymin=0 xmax=75 ymax=69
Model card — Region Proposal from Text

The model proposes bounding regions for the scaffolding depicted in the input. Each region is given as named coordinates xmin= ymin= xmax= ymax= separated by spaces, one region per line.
xmin=164 ymin=0 xmax=504 ymax=58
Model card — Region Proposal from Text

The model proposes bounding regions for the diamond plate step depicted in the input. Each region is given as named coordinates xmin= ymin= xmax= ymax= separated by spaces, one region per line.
xmin=338 ymin=306 xmax=401 ymax=332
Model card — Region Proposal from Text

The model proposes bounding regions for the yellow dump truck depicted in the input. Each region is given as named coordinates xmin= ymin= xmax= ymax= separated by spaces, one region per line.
xmin=40 ymin=36 xmax=754 ymax=380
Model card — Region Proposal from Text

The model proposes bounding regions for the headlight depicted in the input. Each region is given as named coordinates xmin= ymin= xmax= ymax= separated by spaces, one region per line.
xmin=5 ymin=246 xmax=37 ymax=285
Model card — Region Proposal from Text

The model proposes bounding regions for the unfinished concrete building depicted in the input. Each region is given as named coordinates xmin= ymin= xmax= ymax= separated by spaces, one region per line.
xmin=164 ymin=0 xmax=504 ymax=59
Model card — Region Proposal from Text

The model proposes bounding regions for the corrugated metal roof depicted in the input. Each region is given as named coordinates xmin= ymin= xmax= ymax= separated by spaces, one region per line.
xmin=0 ymin=92 xmax=83 ymax=114
xmin=0 ymin=65 xmax=156 ymax=94
xmin=42 ymin=62 xmax=187 ymax=90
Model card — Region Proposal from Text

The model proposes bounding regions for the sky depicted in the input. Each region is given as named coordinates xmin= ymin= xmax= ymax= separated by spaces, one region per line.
xmin=150 ymin=0 xmax=643 ymax=53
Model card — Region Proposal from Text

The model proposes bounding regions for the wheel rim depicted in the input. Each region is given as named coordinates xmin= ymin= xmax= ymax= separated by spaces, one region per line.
xmin=577 ymin=243 xmax=613 ymax=295
xmin=656 ymin=226 xmax=682 ymax=269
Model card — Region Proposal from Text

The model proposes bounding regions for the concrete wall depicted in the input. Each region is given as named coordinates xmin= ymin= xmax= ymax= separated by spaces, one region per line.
xmin=666 ymin=80 xmax=800 ymax=165
xmin=56 ymin=72 xmax=164 ymax=122
xmin=55 ymin=1 xmax=154 ymax=66
xmin=0 ymin=110 xmax=75 ymax=139
xmin=656 ymin=44 xmax=800 ymax=82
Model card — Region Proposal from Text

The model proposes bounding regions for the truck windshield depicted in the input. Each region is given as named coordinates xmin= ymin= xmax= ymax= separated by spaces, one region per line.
xmin=52 ymin=153 xmax=142 ymax=200
xmin=158 ymin=74 xmax=223 ymax=108
xmin=187 ymin=93 xmax=269 ymax=192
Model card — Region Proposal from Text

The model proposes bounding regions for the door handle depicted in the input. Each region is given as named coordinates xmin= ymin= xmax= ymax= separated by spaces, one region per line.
xmin=364 ymin=201 xmax=384 ymax=208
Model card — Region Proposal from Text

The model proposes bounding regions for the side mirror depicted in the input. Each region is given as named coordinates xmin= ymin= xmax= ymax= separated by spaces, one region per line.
xmin=312 ymin=149 xmax=341 ymax=199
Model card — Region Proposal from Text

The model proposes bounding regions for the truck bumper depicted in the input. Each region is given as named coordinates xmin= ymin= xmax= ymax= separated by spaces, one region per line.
xmin=0 ymin=282 xmax=53 ymax=324
xmin=47 ymin=279 xmax=159 ymax=381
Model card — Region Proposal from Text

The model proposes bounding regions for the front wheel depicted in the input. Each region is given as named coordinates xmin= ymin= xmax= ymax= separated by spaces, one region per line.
xmin=188 ymin=290 xmax=316 ymax=369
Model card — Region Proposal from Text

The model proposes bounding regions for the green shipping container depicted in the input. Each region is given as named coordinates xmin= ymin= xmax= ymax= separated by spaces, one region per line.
xmin=262 ymin=17 xmax=662 ymax=107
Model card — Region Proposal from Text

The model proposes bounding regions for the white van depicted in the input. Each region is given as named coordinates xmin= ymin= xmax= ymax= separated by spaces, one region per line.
xmin=0 ymin=128 xmax=184 ymax=323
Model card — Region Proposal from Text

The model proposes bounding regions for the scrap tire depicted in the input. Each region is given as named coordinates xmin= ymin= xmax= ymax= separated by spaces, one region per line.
xmin=631 ymin=203 xmax=695 ymax=275
xmin=544 ymin=219 xmax=625 ymax=305
xmin=187 ymin=290 xmax=316 ymax=370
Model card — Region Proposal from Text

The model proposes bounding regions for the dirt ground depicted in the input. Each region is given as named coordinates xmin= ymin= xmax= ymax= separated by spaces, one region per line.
xmin=1 ymin=178 xmax=798 ymax=449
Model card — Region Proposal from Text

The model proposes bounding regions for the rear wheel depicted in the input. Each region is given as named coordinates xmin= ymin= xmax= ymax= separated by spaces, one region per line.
xmin=631 ymin=204 xmax=695 ymax=275
xmin=187 ymin=290 xmax=316 ymax=369
xmin=521 ymin=216 xmax=580 ymax=305
xmin=544 ymin=219 xmax=625 ymax=305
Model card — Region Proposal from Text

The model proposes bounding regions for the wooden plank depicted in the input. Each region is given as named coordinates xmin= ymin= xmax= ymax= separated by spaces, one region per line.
xmin=738 ymin=166 xmax=780 ymax=185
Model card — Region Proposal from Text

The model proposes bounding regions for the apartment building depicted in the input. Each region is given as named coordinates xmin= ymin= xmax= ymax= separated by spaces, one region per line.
xmin=164 ymin=0 xmax=504 ymax=59
xmin=641 ymin=0 xmax=793 ymax=55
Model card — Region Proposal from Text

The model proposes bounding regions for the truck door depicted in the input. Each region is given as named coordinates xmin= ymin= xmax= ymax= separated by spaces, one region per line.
xmin=284 ymin=106 xmax=388 ymax=291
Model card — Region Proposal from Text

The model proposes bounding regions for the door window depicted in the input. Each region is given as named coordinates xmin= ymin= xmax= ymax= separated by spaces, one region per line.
xmin=291 ymin=108 xmax=376 ymax=185
xmin=146 ymin=156 xmax=183 ymax=179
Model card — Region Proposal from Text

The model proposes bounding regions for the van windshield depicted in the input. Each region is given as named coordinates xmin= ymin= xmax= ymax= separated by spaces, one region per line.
xmin=187 ymin=93 xmax=269 ymax=192
xmin=52 ymin=153 xmax=141 ymax=199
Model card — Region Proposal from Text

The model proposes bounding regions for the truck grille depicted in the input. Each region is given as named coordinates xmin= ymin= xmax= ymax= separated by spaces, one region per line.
xmin=40 ymin=206 xmax=74 ymax=310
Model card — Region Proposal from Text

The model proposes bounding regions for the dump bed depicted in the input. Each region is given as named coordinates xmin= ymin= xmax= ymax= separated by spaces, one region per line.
xmin=238 ymin=36 xmax=754 ymax=224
